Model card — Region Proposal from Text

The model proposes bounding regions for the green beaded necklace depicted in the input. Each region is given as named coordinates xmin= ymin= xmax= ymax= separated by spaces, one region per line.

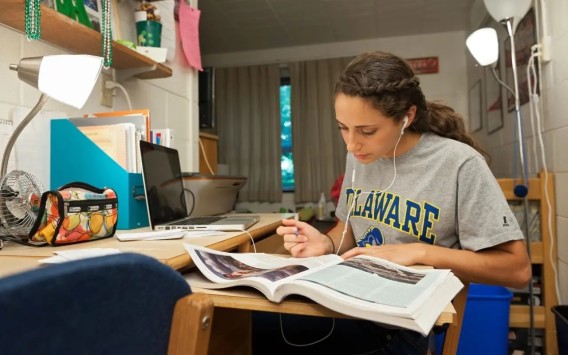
xmin=101 ymin=0 xmax=113 ymax=68
xmin=24 ymin=0 xmax=113 ymax=68
xmin=25 ymin=0 xmax=41 ymax=40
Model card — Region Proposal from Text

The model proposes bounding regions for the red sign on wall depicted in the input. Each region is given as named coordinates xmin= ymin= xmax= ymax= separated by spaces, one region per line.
xmin=406 ymin=57 xmax=439 ymax=75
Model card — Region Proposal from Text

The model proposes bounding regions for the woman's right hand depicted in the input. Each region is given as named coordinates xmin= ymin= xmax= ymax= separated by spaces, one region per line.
xmin=276 ymin=218 xmax=334 ymax=257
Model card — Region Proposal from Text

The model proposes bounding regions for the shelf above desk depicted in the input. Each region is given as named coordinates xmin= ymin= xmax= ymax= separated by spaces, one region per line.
xmin=1 ymin=0 xmax=172 ymax=79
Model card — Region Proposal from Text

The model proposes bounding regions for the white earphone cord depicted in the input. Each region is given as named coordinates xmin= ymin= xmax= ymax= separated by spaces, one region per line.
xmin=336 ymin=124 xmax=404 ymax=255
xmin=281 ymin=121 xmax=406 ymax=348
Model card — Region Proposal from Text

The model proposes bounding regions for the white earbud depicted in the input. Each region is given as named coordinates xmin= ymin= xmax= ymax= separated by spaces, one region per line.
xmin=401 ymin=116 xmax=409 ymax=135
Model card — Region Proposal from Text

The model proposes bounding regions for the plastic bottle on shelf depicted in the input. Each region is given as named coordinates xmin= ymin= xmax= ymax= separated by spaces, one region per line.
xmin=317 ymin=192 xmax=326 ymax=220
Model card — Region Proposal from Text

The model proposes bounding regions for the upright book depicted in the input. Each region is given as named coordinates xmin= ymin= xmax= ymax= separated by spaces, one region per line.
xmin=184 ymin=245 xmax=463 ymax=335
xmin=77 ymin=123 xmax=137 ymax=173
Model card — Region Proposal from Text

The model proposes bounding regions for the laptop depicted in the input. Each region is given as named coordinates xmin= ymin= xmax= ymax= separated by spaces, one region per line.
xmin=139 ymin=140 xmax=259 ymax=231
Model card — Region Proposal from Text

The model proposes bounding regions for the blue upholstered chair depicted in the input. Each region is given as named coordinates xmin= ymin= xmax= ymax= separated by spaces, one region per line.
xmin=0 ymin=253 xmax=213 ymax=355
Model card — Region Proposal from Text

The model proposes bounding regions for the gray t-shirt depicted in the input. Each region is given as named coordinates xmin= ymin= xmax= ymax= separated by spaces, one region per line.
xmin=335 ymin=133 xmax=524 ymax=251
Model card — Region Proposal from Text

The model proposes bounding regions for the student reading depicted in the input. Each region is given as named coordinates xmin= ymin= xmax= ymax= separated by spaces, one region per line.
xmin=253 ymin=51 xmax=531 ymax=354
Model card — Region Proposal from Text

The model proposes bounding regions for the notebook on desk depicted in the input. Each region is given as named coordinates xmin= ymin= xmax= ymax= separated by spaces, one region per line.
xmin=139 ymin=141 xmax=259 ymax=231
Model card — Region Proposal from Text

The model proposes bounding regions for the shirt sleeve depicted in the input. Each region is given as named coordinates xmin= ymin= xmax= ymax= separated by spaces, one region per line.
xmin=456 ymin=156 xmax=525 ymax=251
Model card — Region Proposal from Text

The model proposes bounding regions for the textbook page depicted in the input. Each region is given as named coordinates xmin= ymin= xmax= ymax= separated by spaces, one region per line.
xmin=184 ymin=244 xmax=342 ymax=298
xmin=289 ymin=256 xmax=449 ymax=312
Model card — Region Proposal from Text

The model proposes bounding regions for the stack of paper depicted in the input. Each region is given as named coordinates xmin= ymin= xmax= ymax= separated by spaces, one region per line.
xmin=75 ymin=110 xmax=151 ymax=173
xmin=38 ymin=248 xmax=122 ymax=264
xmin=78 ymin=123 xmax=136 ymax=172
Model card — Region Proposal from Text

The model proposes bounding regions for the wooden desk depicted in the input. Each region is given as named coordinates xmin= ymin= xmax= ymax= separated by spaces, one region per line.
xmin=0 ymin=213 xmax=290 ymax=278
xmin=195 ymin=287 xmax=456 ymax=355
xmin=0 ymin=214 xmax=456 ymax=355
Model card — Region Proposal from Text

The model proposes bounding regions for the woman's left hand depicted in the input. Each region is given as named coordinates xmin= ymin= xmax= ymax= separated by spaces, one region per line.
xmin=340 ymin=243 xmax=428 ymax=266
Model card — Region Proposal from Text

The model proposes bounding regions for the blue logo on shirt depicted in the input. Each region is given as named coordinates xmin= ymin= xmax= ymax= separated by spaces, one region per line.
xmin=356 ymin=226 xmax=384 ymax=247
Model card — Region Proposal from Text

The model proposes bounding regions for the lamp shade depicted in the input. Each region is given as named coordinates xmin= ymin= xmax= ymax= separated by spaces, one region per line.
xmin=12 ymin=55 xmax=103 ymax=109
xmin=38 ymin=55 xmax=103 ymax=109
xmin=466 ymin=28 xmax=499 ymax=66
xmin=483 ymin=0 xmax=532 ymax=34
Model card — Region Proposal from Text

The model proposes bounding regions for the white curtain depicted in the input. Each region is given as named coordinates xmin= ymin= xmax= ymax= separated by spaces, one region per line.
xmin=289 ymin=57 xmax=352 ymax=203
xmin=215 ymin=64 xmax=282 ymax=202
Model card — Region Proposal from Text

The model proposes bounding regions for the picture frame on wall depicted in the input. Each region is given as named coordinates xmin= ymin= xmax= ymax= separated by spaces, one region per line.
xmin=54 ymin=0 xmax=106 ymax=32
xmin=485 ymin=62 xmax=504 ymax=134
xmin=468 ymin=80 xmax=482 ymax=132
xmin=83 ymin=0 xmax=103 ymax=32
xmin=504 ymin=8 xmax=538 ymax=112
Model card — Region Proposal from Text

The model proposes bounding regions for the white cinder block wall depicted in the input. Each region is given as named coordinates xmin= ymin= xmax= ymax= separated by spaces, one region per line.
xmin=0 ymin=0 xmax=200 ymax=181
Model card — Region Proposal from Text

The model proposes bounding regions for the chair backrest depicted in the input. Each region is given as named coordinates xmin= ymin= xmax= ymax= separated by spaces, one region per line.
xmin=0 ymin=253 xmax=212 ymax=355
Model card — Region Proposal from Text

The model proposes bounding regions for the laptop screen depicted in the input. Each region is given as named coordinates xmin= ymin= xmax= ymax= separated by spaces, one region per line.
xmin=140 ymin=141 xmax=187 ymax=228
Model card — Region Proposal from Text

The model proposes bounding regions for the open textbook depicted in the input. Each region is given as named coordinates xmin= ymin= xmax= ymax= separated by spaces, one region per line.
xmin=184 ymin=245 xmax=464 ymax=335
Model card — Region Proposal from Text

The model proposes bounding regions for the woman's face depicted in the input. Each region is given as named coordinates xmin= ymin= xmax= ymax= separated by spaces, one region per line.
xmin=335 ymin=93 xmax=403 ymax=164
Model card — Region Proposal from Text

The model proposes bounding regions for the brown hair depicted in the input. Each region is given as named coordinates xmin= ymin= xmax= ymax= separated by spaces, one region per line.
xmin=335 ymin=51 xmax=489 ymax=160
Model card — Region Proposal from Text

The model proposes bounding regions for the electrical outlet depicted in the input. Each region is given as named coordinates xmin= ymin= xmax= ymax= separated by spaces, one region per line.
xmin=100 ymin=72 xmax=114 ymax=107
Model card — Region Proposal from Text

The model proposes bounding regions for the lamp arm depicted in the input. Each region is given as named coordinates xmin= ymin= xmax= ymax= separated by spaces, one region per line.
xmin=490 ymin=66 xmax=515 ymax=98
xmin=0 ymin=94 xmax=49 ymax=178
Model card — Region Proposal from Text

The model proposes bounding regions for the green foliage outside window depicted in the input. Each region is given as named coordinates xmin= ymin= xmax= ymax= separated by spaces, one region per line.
xmin=280 ymin=84 xmax=294 ymax=191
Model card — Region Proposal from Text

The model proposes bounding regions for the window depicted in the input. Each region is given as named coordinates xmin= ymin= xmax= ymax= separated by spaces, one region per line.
xmin=280 ymin=77 xmax=294 ymax=192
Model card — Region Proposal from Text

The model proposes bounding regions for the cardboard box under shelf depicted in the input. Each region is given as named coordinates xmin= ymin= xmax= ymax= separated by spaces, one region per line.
xmin=50 ymin=119 xmax=149 ymax=229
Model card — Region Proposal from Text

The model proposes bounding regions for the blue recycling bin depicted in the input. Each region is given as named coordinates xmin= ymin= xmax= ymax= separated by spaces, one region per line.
xmin=437 ymin=283 xmax=513 ymax=355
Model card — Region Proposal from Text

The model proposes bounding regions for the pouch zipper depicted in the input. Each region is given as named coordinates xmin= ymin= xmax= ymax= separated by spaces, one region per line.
xmin=64 ymin=198 xmax=118 ymax=214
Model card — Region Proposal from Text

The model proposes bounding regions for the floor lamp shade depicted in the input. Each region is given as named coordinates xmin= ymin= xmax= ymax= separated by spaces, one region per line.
xmin=483 ymin=0 xmax=532 ymax=34
xmin=466 ymin=28 xmax=499 ymax=66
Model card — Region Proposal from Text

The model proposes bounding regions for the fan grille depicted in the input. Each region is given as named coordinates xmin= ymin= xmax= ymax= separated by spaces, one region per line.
xmin=0 ymin=170 xmax=43 ymax=238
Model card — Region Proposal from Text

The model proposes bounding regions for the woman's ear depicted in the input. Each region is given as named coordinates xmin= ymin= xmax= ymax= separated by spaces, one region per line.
xmin=406 ymin=105 xmax=418 ymax=126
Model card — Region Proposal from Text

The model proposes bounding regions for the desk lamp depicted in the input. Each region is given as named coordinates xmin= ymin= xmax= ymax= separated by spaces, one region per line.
xmin=1 ymin=54 xmax=103 ymax=178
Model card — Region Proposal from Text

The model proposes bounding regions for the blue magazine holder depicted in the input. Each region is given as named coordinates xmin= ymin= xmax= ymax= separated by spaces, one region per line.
xmin=50 ymin=119 xmax=149 ymax=229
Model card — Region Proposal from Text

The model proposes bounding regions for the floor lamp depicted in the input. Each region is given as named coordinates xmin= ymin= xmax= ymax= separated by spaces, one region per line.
xmin=467 ymin=0 xmax=535 ymax=353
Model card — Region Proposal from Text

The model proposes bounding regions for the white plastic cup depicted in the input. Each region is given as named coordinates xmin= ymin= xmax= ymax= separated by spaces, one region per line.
xmin=134 ymin=11 xmax=147 ymax=22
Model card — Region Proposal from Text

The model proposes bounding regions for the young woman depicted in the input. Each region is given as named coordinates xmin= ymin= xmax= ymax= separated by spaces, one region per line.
xmin=254 ymin=51 xmax=531 ymax=354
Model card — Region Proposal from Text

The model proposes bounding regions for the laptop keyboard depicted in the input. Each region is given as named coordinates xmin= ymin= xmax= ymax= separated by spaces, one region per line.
xmin=171 ymin=216 xmax=224 ymax=225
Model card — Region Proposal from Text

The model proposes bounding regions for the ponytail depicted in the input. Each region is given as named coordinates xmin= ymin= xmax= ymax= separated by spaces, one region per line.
xmin=412 ymin=101 xmax=490 ymax=162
